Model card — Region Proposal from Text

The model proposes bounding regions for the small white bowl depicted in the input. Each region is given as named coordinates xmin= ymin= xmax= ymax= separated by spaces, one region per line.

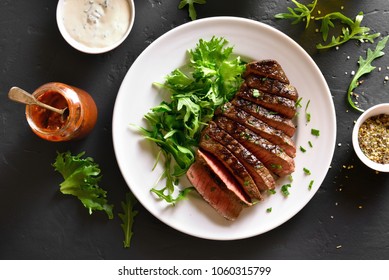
xmin=56 ymin=0 xmax=135 ymax=54
xmin=352 ymin=103 xmax=389 ymax=172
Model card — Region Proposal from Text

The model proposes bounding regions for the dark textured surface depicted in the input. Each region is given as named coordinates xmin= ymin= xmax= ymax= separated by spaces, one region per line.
xmin=1 ymin=0 xmax=389 ymax=260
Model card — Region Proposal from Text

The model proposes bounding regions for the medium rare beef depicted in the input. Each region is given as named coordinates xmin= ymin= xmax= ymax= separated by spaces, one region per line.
xmin=231 ymin=97 xmax=296 ymax=137
xmin=199 ymin=136 xmax=263 ymax=201
xmin=202 ymin=121 xmax=276 ymax=191
xmin=215 ymin=116 xmax=295 ymax=177
xmin=244 ymin=60 xmax=289 ymax=84
xmin=217 ymin=103 xmax=296 ymax=157
xmin=195 ymin=149 xmax=252 ymax=206
xmin=237 ymin=83 xmax=296 ymax=119
xmin=245 ymin=74 xmax=298 ymax=101
xmin=187 ymin=157 xmax=244 ymax=221
xmin=186 ymin=59 xmax=299 ymax=221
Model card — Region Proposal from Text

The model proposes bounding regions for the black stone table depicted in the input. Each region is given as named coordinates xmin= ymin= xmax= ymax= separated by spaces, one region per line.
xmin=1 ymin=0 xmax=389 ymax=259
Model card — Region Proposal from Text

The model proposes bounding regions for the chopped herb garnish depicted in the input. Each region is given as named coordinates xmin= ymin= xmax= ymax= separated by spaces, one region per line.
xmin=266 ymin=207 xmax=273 ymax=213
xmin=306 ymin=112 xmax=311 ymax=122
xmin=308 ymin=140 xmax=313 ymax=148
xmin=303 ymin=167 xmax=311 ymax=175
xmin=305 ymin=99 xmax=311 ymax=122
xmin=268 ymin=189 xmax=276 ymax=195
xmin=295 ymin=97 xmax=303 ymax=108
xmin=300 ymin=146 xmax=307 ymax=153
xmin=270 ymin=164 xmax=283 ymax=170
xmin=311 ymin=128 xmax=320 ymax=136
xmin=252 ymin=89 xmax=261 ymax=98
xmin=308 ymin=180 xmax=314 ymax=190
xmin=281 ymin=184 xmax=291 ymax=196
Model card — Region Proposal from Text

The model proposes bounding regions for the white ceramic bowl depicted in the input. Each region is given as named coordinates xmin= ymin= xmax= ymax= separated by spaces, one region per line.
xmin=56 ymin=0 xmax=135 ymax=54
xmin=352 ymin=103 xmax=389 ymax=172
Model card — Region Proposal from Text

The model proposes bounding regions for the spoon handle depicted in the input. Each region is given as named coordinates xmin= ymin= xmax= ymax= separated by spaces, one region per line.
xmin=8 ymin=87 xmax=65 ymax=115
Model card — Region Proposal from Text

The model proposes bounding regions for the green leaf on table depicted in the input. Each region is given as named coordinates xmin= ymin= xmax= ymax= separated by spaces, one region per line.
xmin=316 ymin=12 xmax=380 ymax=49
xmin=119 ymin=192 xmax=138 ymax=249
xmin=178 ymin=0 xmax=207 ymax=21
xmin=274 ymin=0 xmax=318 ymax=29
xmin=347 ymin=35 xmax=389 ymax=112
xmin=53 ymin=151 xmax=114 ymax=219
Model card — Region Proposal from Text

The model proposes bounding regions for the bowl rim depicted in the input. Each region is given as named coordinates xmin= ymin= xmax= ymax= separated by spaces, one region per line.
xmin=352 ymin=103 xmax=389 ymax=172
xmin=56 ymin=0 xmax=135 ymax=54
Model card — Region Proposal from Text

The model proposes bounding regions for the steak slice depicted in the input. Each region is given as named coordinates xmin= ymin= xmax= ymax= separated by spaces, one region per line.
xmin=194 ymin=149 xmax=251 ymax=206
xmin=245 ymin=74 xmax=299 ymax=101
xmin=187 ymin=158 xmax=244 ymax=221
xmin=216 ymin=116 xmax=295 ymax=177
xmin=202 ymin=122 xmax=276 ymax=191
xmin=231 ymin=97 xmax=296 ymax=137
xmin=237 ymin=83 xmax=296 ymax=119
xmin=244 ymin=60 xmax=289 ymax=84
xmin=217 ymin=103 xmax=296 ymax=158
xmin=199 ymin=136 xmax=263 ymax=201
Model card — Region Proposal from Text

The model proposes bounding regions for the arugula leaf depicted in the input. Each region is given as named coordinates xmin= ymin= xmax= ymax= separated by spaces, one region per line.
xmin=137 ymin=37 xmax=245 ymax=204
xmin=53 ymin=151 xmax=114 ymax=219
xmin=119 ymin=192 xmax=138 ymax=249
xmin=274 ymin=0 xmax=317 ymax=29
xmin=347 ymin=35 xmax=389 ymax=112
xmin=178 ymin=0 xmax=206 ymax=21
xmin=316 ymin=12 xmax=381 ymax=49
xmin=275 ymin=2 xmax=380 ymax=49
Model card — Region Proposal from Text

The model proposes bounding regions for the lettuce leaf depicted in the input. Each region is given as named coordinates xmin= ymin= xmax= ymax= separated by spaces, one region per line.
xmin=53 ymin=151 xmax=114 ymax=219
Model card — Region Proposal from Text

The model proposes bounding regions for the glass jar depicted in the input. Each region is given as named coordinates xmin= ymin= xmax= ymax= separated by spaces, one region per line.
xmin=25 ymin=82 xmax=97 ymax=141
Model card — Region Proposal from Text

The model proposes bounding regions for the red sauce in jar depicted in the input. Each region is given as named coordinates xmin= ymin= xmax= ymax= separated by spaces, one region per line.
xmin=26 ymin=82 xmax=97 ymax=142
xmin=31 ymin=91 xmax=69 ymax=130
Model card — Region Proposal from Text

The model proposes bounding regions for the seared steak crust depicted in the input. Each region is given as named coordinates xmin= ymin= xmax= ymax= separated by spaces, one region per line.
xmin=244 ymin=60 xmax=289 ymax=84
xmin=237 ymin=83 xmax=296 ymax=119
xmin=186 ymin=59 xmax=298 ymax=220
xmin=231 ymin=97 xmax=296 ymax=137
xmin=202 ymin=122 xmax=276 ymax=191
xmin=245 ymin=74 xmax=298 ymax=101
xmin=217 ymin=103 xmax=296 ymax=157
xmin=215 ymin=116 xmax=295 ymax=177
xmin=199 ymin=136 xmax=263 ymax=201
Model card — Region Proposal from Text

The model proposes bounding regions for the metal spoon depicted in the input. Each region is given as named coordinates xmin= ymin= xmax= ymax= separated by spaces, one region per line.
xmin=8 ymin=86 xmax=68 ymax=115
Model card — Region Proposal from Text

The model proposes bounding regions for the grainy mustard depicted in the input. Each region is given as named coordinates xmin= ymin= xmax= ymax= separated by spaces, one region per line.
xmin=358 ymin=114 xmax=389 ymax=164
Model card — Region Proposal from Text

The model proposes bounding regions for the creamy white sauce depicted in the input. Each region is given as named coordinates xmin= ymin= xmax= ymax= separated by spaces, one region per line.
xmin=62 ymin=0 xmax=131 ymax=48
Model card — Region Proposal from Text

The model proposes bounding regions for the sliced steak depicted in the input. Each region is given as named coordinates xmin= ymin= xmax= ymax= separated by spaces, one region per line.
xmin=237 ymin=83 xmax=296 ymax=119
xmin=202 ymin=122 xmax=276 ymax=191
xmin=199 ymin=136 xmax=263 ymax=201
xmin=217 ymin=103 xmax=296 ymax=157
xmin=187 ymin=158 xmax=244 ymax=221
xmin=245 ymin=74 xmax=298 ymax=101
xmin=244 ymin=59 xmax=289 ymax=84
xmin=231 ymin=97 xmax=296 ymax=137
xmin=194 ymin=149 xmax=251 ymax=206
xmin=215 ymin=116 xmax=295 ymax=177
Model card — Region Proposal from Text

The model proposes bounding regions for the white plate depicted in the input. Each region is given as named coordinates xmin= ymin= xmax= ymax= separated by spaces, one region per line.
xmin=112 ymin=17 xmax=336 ymax=240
